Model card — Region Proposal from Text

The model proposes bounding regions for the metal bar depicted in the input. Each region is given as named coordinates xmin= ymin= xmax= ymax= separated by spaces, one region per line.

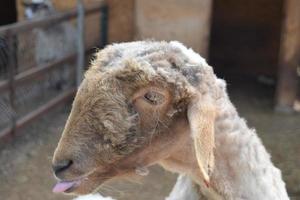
xmin=0 ymin=11 xmax=77 ymax=35
xmin=0 ymin=0 xmax=108 ymax=141
xmin=100 ymin=5 xmax=109 ymax=48
xmin=0 ymin=1 xmax=107 ymax=35
xmin=0 ymin=53 xmax=76 ymax=93
xmin=0 ymin=44 xmax=96 ymax=93
xmin=76 ymin=0 xmax=85 ymax=87
xmin=6 ymin=31 xmax=17 ymax=135
xmin=0 ymin=88 xmax=76 ymax=139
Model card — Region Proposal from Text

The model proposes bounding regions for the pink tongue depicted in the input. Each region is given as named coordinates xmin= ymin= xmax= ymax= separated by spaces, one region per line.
xmin=52 ymin=181 xmax=77 ymax=193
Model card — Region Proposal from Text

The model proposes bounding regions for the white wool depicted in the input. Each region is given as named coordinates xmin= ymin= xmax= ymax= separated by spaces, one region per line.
xmin=73 ymin=194 xmax=115 ymax=200
xmin=170 ymin=41 xmax=206 ymax=64
xmin=211 ymin=94 xmax=290 ymax=199
xmin=73 ymin=41 xmax=289 ymax=200
xmin=165 ymin=175 xmax=199 ymax=200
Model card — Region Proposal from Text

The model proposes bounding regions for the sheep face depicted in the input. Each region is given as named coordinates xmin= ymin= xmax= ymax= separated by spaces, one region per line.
xmin=52 ymin=41 xmax=218 ymax=195
xmin=23 ymin=0 xmax=54 ymax=19
xmin=52 ymin=62 xmax=192 ymax=195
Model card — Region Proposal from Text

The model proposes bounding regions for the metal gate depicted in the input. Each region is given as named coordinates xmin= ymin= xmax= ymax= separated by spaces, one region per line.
xmin=0 ymin=0 xmax=108 ymax=140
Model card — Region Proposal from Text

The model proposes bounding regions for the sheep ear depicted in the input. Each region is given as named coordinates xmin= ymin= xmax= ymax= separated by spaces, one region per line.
xmin=187 ymin=95 xmax=215 ymax=185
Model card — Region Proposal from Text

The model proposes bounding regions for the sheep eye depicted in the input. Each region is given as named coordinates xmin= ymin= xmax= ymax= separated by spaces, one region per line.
xmin=144 ymin=91 xmax=164 ymax=105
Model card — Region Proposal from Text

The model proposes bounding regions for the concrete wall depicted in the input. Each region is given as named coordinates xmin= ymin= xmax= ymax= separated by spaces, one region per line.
xmin=135 ymin=0 xmax=212 ymax=57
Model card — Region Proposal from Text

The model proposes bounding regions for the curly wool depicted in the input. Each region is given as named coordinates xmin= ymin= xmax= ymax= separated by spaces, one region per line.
xmin=74 ymin=41 xmax=289 ymax=199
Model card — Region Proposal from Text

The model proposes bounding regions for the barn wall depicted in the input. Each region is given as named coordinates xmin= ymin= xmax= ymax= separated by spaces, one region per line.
xmin=16 ymin=0 xmax=212 ymax=57
xmin=135 ymin=0 xmax=212 ymax=57
xmin=107 ymin=0 xmax=135 ymax=43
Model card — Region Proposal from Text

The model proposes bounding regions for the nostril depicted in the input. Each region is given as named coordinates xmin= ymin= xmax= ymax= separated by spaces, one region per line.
xmin=52 ymin=160 xmax=73 ymax=175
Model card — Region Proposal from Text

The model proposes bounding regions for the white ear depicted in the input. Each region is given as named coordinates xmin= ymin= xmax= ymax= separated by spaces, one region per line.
xmin=187 ymin=94 xmax=215 ymax=185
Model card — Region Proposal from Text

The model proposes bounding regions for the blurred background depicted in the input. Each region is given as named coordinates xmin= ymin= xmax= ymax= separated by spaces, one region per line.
xmin=0 ymin=0 xmax=299 ymax=199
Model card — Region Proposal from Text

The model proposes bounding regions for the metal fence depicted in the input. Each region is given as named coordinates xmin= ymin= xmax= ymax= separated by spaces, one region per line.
xmin=0 ymin=0 xmax=108 ymax=140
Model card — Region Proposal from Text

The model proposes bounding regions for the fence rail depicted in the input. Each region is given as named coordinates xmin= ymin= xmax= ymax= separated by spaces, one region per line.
xmin=0 ymin=0 xmax=108 ymax=141
xmin=0 ymin=2 xmax=106 ymax=35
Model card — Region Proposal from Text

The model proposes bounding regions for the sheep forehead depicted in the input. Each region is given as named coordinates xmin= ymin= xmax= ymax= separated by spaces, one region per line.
xmin=169 ymin=41 xmax=207 ymax=64
xmin=81 ymin=41 xmax=221 ymax=112
xmin=73 ymin=79 xmax=126 ymax=125
xmin=91 ymin=41 xmax=211 ymax=88
xmin=70 ymin=79 xmax=133 ymax=146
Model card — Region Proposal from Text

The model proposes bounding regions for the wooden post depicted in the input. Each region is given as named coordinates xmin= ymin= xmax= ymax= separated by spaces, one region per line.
xmin=107 ymin=0 xmax=135 ymax=43
xmin=100 ymin=5 xmax=108 ymax=48
xmin=135 ymin=0 xmax=213 ymax=57
xmin=76 ymin=0 xmax=85 ymax=87
xmin=275 ymin=0 xmax=300 ymax=113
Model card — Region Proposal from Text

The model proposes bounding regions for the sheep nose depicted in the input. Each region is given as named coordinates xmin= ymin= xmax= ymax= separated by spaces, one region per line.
xmin=52 ymin=160 xmax=73 ymax=176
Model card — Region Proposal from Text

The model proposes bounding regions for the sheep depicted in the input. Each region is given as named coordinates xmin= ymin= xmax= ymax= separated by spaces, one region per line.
xmin=52 ymin=41 xmax=289 ymax=199
xmin=23 ymin=0 xmax=76 ymax=90
xmin=72 ymin=175 xmax=199 ymax=200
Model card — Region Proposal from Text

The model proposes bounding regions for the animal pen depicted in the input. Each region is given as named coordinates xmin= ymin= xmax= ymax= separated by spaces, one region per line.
xmin=0 ymin=0 xmax=108 ymax=141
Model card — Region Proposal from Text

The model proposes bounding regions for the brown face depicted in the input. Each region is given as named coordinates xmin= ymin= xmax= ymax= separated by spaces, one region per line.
xmin=52 ymin=72 xmax=189 ymax=195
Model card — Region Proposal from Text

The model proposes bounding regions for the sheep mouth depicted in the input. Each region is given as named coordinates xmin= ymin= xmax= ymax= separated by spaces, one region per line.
xmin=52 ymin=169 xmax=112 ymax=194
xmin=52 ymin=158 xmax=138 ymax=194
xmin=53 ymin=179 xmax=82 ymax=193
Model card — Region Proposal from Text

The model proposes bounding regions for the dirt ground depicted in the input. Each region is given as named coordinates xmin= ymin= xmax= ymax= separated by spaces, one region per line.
xmin=0 ymin=78 xmax=299 ymax=200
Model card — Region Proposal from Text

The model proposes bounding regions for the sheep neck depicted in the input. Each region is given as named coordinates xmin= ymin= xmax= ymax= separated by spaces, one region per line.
xmin=210 ymin=95 xmax=289 ymax=199
xmin=160 ymin=94 xmax=289 ymax=199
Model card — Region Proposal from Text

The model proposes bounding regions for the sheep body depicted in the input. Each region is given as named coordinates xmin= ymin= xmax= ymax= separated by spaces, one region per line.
xmin=54 ymin=41 xmax=289 ymax=200
xmin=74 ymin=194 xmax=115 ymax=200
xmin=174 ymin=41 xmax=288 ymax=199
xmin=165 ymin=174 xmax=200 ymax=200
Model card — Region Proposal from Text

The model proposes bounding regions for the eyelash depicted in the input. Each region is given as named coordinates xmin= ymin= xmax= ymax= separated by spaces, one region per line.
xmin=143 ymin=91 xmax=164 ymax=105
